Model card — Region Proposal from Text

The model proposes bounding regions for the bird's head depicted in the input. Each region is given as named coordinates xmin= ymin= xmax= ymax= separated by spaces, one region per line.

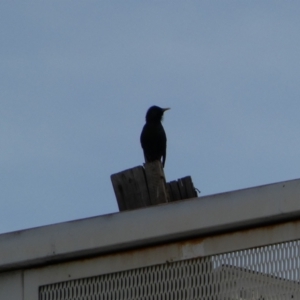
xmin=145 ymin=106 xmax=170 ymax=123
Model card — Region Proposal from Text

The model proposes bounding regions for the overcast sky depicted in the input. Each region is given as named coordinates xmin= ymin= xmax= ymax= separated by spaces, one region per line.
xmin=1 ymin=1 xmax=300 ymax=234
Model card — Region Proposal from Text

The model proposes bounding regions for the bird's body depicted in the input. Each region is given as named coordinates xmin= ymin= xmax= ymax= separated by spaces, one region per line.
xmin=140 ymin=106 xmax=170 ymax=167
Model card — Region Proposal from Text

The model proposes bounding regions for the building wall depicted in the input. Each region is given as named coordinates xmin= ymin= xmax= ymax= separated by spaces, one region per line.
xmin=1 ymin=219 xmax=300 ymax=299
xmin=0 ymin=271 xmax=23 ymax=300
xmin=2 ymin=179 xmax=300 ymax=299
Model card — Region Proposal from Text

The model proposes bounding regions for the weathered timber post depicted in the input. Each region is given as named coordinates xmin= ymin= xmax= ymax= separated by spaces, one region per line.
xmin=167 ymin=176 xmax=197 ymax=202
xmin=144 ymin=161 xmax=169 ymax=205
xmin=111 ymin=161 xmax=169 ymax=211
xmin=111 ymin=161 xmax=198 ymax=211
xmin=111 ymin=166 xmax=151 ymax=211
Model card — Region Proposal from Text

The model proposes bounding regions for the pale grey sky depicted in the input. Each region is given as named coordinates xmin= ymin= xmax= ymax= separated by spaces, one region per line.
xmin=1 ymin=1 xmax=300 ymax=233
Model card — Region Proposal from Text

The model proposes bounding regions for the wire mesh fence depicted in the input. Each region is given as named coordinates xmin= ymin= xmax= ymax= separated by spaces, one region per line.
xmin=40 ymin=239 xmax=300 ymax=300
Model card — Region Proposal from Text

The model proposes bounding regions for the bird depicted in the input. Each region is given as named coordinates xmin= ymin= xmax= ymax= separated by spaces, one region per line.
xmin=140 ymin=105 xmax=170 ymax=167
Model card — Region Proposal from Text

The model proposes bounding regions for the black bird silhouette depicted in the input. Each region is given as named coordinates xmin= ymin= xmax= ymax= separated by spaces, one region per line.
xmin=140 ymin=106 xmax=170 ymax=167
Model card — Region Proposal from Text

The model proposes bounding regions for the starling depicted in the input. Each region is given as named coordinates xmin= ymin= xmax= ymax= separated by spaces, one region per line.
xmin=140 ymin=105 xmax=170 ymax=167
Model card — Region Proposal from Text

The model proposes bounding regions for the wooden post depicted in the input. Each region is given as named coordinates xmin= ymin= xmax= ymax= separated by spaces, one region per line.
xmin=111 ymin=166 xmax=151 ymax=211
xmin=111 ymin=163 xmax=198 ymax=211
xmin=144 ymin=161 xmax=169 ymax=205
xmin=167 ymin=180 xmax=181 ymax=201
xmin=167 ymin=176 xmax=198 ymax=202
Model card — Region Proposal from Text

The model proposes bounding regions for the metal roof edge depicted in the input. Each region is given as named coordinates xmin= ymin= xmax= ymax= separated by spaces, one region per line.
xmin=1 ymin=178 xmax=300 ymax=272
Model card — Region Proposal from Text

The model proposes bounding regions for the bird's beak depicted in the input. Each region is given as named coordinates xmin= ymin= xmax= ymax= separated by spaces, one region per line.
xmin=163 ymin=108 xmax=170 ymax=112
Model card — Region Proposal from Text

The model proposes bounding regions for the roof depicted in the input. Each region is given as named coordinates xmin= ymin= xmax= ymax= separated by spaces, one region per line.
xmin=1 ymin=178 xmax=300 ymax=272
